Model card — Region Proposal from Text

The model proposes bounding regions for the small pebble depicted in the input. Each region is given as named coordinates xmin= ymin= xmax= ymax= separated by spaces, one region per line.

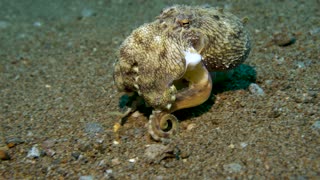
xmin=7 ymin=142 xmax=16 ymax=148
xmin=131 ymin=111 xmax=142 ymax=118
xmin=128 ymin=158 xmax=136 ymax=163
xmin=111 ymin=158 xmax=121 ymax=166
xmin=296 ymin=61 xmax=305 ymax=69
xmin=27 ymin=131 xmax=33 ymax=136
xmin=81 ymin=8 xmax=95 ymax=18
xmin=0 ymin=149 xmax=10 ymax=160
xmin=79 ymin=175 xmax=94 ymax=180
xmin=248 ymin=83 xmax=265 ymax=96
xmin=95 ymin=138 xmax=104 ymax=144
xmin=27 ymin=146 xmax=40 ymax=158
xmin=43 ymin=148 xmax=56 ymax=157
xmin=272 ymin=32 xmax=296 ymax=46
xmin=223 ymin=163 xmax=242 ymax=173
xmin=274 ymin=56 xmax=285 ymax=64
xmin=42 ymin=139 xmax=56 ymax=148
xmin=186 ymin=123 xmax=196 ymax=131
xmin=105 ymin=169 xmax=114 ymax=179
xmin=144 ymin=144 xmax=168 ymax=161
xmin=105 ymin=169 xmax=113 ymax=174
xmin=85 ymin=122 xmax=104 ymax=135
xmin=33 ymin=21 xmax=42 ymax=27
xmin=163 ymin=161 xmax=176 ymax=168
xmin=71 ymin=152 xmax=81 ymax=160
xmin=98 ymin=160 xmax=106 ymax=167
xmin=113 ymin=140 xmax=119 ymax=145
xmin=311 ymin=121 xmax=320 ymax=130
xmin=264 ymin=80 xmax=273 ymax=86
xmin=45 ymin=84 xmax=51 ymax=88
xmin=240 ymin=142 xmax=248 ymax=148
xmin=0 ymin=21 xmax=9 ymax=29
xmin=144 ymin=144 xmax=178 ymax=163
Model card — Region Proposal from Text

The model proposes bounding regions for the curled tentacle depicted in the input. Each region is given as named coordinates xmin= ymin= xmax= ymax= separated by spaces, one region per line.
xmin=148 ymin=111 xmax=179 ymax=141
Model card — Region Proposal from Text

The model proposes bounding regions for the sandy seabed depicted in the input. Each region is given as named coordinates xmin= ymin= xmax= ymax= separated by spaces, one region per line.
xmin=0 ymin=0 xmax=319 ymax=179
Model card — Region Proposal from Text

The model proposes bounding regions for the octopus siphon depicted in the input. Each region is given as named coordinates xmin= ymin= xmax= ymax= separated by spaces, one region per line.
xmin=113 ymin=5 xmax=251 ymax=141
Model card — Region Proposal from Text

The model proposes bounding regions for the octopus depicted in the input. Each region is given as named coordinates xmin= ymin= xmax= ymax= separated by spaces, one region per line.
xmin=113 ymin=5 xmax=251 ymax=141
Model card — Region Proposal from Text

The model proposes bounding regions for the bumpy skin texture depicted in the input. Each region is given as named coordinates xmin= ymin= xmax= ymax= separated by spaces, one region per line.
xmin=113 ymin=5 xmax=251 ymax=141
xmin=157 ymin=5 xmax=251 ymax=71
xmin=114 ymin=21 xmax=187 ymax=110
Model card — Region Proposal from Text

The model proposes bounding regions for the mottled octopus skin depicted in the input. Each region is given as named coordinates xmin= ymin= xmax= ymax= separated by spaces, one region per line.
xmin=113 ymin=5 xmax=251 ymax=141
xmin=157 ymin=5 xmax=251 ymax=71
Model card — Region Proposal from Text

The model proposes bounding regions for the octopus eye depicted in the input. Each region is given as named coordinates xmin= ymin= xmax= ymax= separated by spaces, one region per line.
xmin=178 ymin=19 xmax=190 ymax=27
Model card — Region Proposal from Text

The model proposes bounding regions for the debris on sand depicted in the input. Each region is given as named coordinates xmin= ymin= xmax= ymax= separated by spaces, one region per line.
xmin=144 ymin=144 xmax=180 ymax=164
